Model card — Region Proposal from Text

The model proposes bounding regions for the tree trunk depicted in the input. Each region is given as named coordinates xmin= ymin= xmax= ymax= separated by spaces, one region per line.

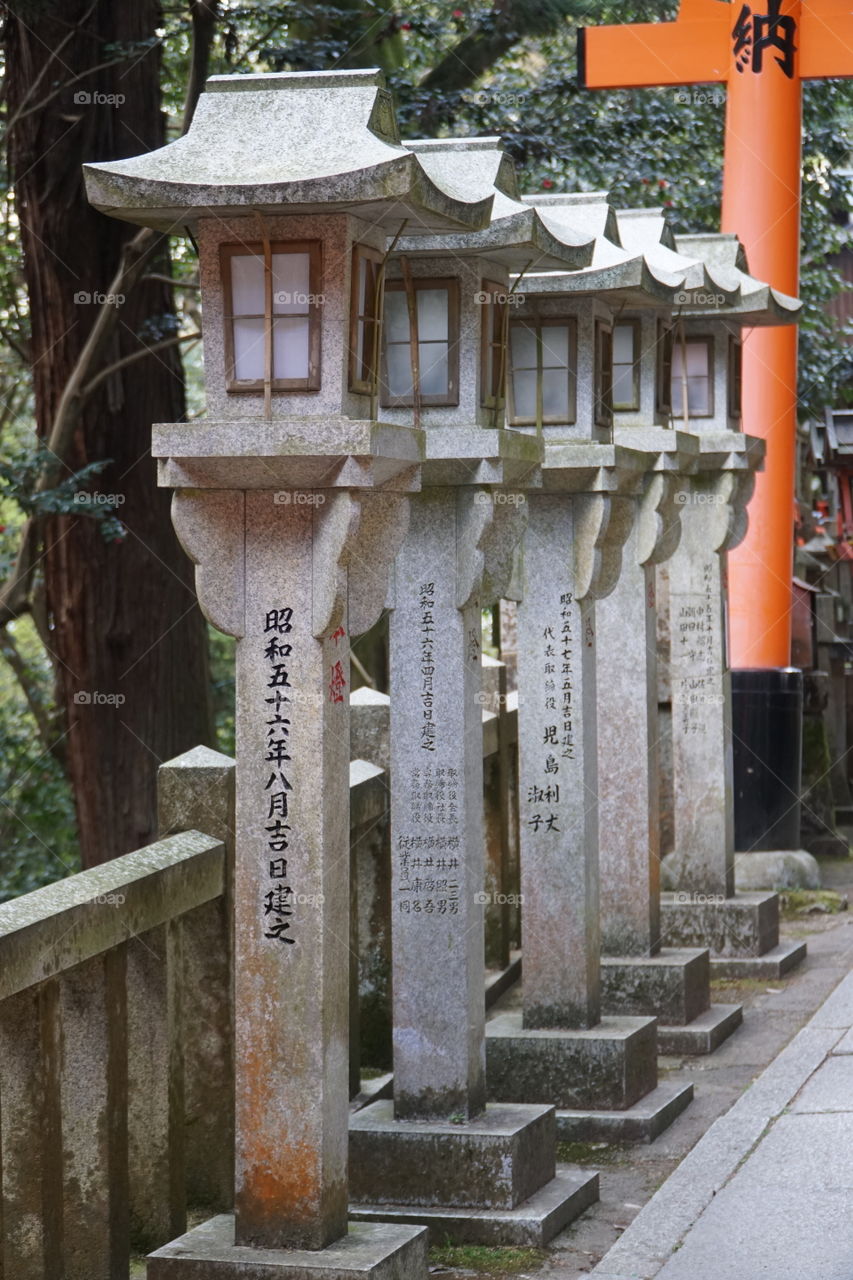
xmin=5 ymin=0 xmax=215 ymax=867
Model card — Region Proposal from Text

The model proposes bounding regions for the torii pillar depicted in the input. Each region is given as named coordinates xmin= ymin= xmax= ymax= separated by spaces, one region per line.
xmin=580 ymin=0 xmax=853 ymax=847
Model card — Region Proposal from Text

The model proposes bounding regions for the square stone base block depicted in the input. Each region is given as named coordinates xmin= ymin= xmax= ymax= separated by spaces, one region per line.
xmin=601 ymin=948 xmax=710 ymax=1025
xmin=147 ymin=1216 xmax=428 ymax=1280
xmin=554 ymin=1080 xmax=694 ymax=1144
xmin=349 ymin=1167 xmax=599 ymax=1246
xmin=349 ymin=1100 xmax=554 ymax=1209
xmin=660 ymin=892 xmax=779 ymax=957
xmin=710 ymin=939 xmax=808 ymax=979
xmin=485 ymin=1012 xmax=657 ymax=1111
xmin=656 ymin=1003 xmax=743 ymax=1056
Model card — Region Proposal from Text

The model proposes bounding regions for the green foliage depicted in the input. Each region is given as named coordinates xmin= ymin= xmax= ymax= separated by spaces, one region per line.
xmin=0 ymin=443 xmax=127 ymax=545
xmin=0 ymin=618 xmax=79 ymax=902
xmin=209 ymin=626 xmax=236 ymax=757
xmin=429 ymin=1244 xmax=546 ymax=1275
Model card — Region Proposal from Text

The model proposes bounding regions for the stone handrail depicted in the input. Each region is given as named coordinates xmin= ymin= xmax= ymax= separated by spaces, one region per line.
xmin=0 ymin=831 xmax=222 ymax=1001
xmin=0 ymin=827 xmax=225 ymax=1279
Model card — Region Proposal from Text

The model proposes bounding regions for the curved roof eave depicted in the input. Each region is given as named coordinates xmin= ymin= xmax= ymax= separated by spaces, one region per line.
xmin=393 ymin=205 xmax=594 ymax=271
xmin=678 ymin=284 xmax=801 ymax=325
xmin=82 ymin=69 xmax=494 ymax=234
xmin=518 ymin=254 xmax=682 ymax=302
xmin=83 ymin=153 xmax=495 ymax=234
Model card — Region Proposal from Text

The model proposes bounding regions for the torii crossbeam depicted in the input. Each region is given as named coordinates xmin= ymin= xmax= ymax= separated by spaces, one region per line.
xmin=580 ymin=0 xmax=853 ymax=669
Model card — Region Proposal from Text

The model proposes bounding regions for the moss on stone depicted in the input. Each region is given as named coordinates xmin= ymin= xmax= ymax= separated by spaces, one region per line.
xmin=429 ymin=1244 xmax=547 ymax=1274
xmin=555 ymin=1139 xmax=627 ymax=1165
xmin=779 ymin=889 xmax=849 ymax=919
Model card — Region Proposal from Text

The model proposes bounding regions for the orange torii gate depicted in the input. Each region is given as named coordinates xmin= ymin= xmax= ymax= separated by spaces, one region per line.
xmin=579 ymin=1 xmax=853 ymax=670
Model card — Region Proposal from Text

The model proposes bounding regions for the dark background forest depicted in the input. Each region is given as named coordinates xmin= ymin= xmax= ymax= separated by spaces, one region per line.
xmin=0 ymin=0 xmax=849 ymax=894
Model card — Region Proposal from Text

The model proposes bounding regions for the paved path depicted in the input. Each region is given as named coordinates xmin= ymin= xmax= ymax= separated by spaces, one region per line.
xmin=591 ymin=964 xmax=853 ymax=1279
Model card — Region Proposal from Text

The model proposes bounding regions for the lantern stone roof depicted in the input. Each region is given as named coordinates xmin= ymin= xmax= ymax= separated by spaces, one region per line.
xmin=83 ymin=69 xmax=493 ymax=234
xmin=522 ymin=192 xmax=622 ymax=256
xmin=388 ymin=139 xmax=597 ymax=271
xmin=675 ymin=232 xmax=801 ymax=325
xmin=511 ymin=194 xmax=681 ymax=304
xmin=616 ymin=209 xmax=743 ymax=306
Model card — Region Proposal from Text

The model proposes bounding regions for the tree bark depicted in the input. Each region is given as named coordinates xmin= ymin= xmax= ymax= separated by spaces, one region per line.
xmin=416 ymin=0 xmax=586 ymax=130
xmin=4 ymin=0 xmax=215 ymax=866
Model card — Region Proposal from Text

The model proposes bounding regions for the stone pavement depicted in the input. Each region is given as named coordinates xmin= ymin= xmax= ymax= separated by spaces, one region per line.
xmin=533 ymin=868 xmax=853 ymax=1278
xmin=587 ymin=900 xmax=853 ymax=1278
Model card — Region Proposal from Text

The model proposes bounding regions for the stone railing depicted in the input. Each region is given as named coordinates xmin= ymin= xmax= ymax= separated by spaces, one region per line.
xmin=0 ymin=746 xmax=234 ymax=1280
xmin=0 ymin=662 xmax=520 ymax=1278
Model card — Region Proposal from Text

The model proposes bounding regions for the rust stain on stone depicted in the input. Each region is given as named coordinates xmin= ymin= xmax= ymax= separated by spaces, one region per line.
xmin=242 ymin=1137 xmax=320 ymax=1219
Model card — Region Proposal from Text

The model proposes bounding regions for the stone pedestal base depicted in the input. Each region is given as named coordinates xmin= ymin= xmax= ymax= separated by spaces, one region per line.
xmin=710 ymin=941 xmax=807 ymax=979
xmin=147 ymin=1216 xmax=428 ymax=1280
xmin=349 ymin=1169 xmax=598 ymax=1246
xmin=656 ymin=1004 xmax=743 ymax=1055
xmin=660 ymin=890 xmax=779 ymax=956
xmin=601 ymin=949 xmax=710 ymax=1025
xmin=600 ymin=950 xmax=743 ymax=1056
xmin=484 ymin=1011 xmax=658 ymax=1111
xmin=350 ymin=1101 xmax=554 ymax=1209
xmin=348 ymin=1100 xmax=596 ymax=1245
xmin=554 ymin=1080 xmax=694 ymax=1144
xmin=659 ymin=891 xmax=807 ymax=978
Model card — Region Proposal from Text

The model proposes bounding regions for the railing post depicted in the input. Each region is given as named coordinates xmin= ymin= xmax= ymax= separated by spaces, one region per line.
xmin=56 ymin=950 xmax=129 ymax=1279
xmin=127 ymin=919 xmax=185 ymax=1251
xmin=158 ymin=745 xmax=236 ymax=1211
xmin=0 ymin=989 xmax=45 ymax=1280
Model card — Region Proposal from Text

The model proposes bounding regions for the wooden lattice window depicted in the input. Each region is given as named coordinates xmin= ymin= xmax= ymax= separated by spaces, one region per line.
xmin=508 ymin=317 xmax=577 ymax=427
xmin=221 ymin=240 xmax=322 ymax=393
xmin=381 ymin=277 xmax=460 ymax=408
xmin=349 ymin=244 xmax=383 ymax=394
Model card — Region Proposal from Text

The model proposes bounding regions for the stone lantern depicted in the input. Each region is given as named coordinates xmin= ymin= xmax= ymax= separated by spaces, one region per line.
xmin=548 ymin=206 xmax=747 ymax=1055
xmin=609 ymin=209 xmax=804 ymax=979
xmin=350 ymin=136 xmax=605 ymax=1242
xmin=84 ymin=67 xmax=498 ymax=1280
xmin=481 ymin=192 xmax=696 ymax=1138
xmin=659 ymin=228 xmax=806 ymax=977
